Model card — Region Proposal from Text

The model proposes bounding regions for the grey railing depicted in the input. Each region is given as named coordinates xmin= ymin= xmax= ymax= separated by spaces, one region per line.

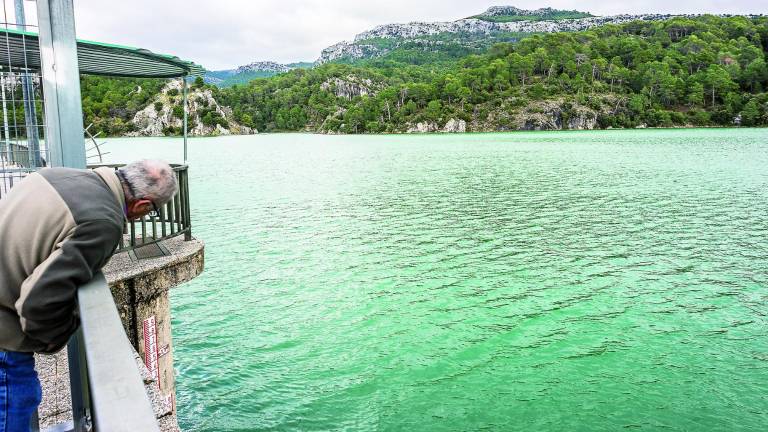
xmin=89 ymin=164 xmax=192 ymax=252
xmin=70 ymin=273 xmax=160 ymax=431
xmin=1 ymin=142 xmax=35 ymax=167
xmin=33 ymin=273 xmax=159 ymax=432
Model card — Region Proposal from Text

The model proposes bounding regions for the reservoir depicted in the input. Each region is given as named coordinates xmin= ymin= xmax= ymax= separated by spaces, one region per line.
xmin=105 ymin=129 xmax=768 ymax=431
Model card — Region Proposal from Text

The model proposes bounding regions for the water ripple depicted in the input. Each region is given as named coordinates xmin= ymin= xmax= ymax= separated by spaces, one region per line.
xmin=110 ymin=129 xmax=768 ymax=432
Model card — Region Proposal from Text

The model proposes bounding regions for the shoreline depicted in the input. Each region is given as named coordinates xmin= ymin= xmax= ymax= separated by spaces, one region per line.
xmin=108 ymin=125 xmax=768 ymax=139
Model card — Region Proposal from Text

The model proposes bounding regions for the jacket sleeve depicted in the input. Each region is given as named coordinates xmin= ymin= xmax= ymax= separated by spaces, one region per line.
xmin=14 ymin=219 xmax=122 ymax=352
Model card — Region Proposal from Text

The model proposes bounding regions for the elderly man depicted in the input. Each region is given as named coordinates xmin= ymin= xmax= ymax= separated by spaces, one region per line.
xmin=0 ymin=160 xmax=178 ymax=431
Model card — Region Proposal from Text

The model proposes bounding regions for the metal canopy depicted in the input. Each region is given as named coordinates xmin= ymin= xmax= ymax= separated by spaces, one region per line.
xmin=0 ymin=27 xmax=204 ymax=78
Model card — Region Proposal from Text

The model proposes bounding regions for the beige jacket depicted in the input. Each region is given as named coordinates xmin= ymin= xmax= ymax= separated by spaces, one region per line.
xmin=0 ymin=167 xmax=125 ymax=353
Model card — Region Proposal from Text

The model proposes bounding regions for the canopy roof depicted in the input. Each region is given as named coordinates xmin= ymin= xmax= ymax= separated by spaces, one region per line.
xmin=0 ymin=27 xmax=204 ymax=78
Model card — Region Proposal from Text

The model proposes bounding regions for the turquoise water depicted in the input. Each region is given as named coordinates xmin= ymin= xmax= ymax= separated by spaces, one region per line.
xmin=107 ymin=129 xmax=768 ymax=431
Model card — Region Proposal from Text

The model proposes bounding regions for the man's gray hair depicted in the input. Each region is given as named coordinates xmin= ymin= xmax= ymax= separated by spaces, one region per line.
xmin=118 ymin=160 xmax=178 ymax=205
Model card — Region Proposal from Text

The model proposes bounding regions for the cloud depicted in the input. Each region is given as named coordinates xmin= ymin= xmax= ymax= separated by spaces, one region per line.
xmin=56 ymin=0 xmax=767 ymax=70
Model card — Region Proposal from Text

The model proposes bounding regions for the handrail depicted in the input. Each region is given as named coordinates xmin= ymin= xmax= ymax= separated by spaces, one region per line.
xmin=69 ymin=272 xmax=160 ymax=432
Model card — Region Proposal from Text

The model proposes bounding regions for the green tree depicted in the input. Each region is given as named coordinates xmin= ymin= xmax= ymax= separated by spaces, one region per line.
xmin=172 ymin=105 xmax=184 ymax=119
xmin=425 ymin=100 xmax=442 ymax=121
xmin=698 ymin=65 xmax=738 ymax=106
xmin=741 ymin=100 xmax=760 ymax=126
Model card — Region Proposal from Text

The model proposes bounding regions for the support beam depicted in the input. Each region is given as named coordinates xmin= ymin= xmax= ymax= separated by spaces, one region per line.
xmin=36 ymin=0 xmax=85 ymax=169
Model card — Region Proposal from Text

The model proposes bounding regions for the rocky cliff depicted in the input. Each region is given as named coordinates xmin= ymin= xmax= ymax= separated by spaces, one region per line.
xmin=320 ymin=75 xmax=380 ymax=100
xmin=481 ymin=6 xmax=564 ymax=17
xmin=406 ymin=119 xmax=467 ymax=133
xmin=236 ymin=61 xmax=294 ymax=74
xmin=464 ymin=98 xmax=622 ymax=133
xmin=128 ymin=80 xmax=255 ymax=137
xmin=317 ymin=9 xmax=715 ymax=64
xmin=393 ymin=97 xmax=624 ymax=134
xmin=474 ymin=6 xmax=593 ymax=20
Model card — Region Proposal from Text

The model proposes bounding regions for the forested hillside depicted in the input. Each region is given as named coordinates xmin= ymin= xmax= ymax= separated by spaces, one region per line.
xmin=80 ymin=15 xmax=768 ymax=136
xmin=80 ymin=76 xmax=165 ymax=136
xmin=217 ymin=16 xmax=768 ymax=133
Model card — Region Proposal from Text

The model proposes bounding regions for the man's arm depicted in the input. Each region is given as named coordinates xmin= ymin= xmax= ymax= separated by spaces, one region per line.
xmin=14 ymin=219 xmax=122 ymax=352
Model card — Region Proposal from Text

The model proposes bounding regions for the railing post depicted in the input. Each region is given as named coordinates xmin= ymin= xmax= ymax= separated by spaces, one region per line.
xmin=182 ymin=76 xmax=188 ymax=164
xmin=183 ymin=168 xmax=191 ymax=240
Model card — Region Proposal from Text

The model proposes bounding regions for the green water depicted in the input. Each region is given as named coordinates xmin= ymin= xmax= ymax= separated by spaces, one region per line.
xmin=108 ymin=129 xmax=768 ymax=431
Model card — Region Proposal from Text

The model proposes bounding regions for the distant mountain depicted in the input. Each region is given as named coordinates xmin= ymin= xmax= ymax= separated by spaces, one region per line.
xmin=202 ymin=70 xmax=234 ymax=85
xmin=316 ymin=6 xmax=692 ymax=64
xmin=203 ymin=5 xmax=761 ymax=89
xmin=204 ymin=61 xmax=314 ymax=87
xmin=203 ymin=6 xmax=604 ymax=84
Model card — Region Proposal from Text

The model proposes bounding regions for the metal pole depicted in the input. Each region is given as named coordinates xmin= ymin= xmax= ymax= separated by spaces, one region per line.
xmin=182 ymin=76 xmax=188 ymax=164
xmin=15 ymin=0 xmax=41 ymax=167
xmin=0 ymin=74 xmax=9 ymax=162
xmin=67 ymin=329 xmax=92 ymax=432
xmin=36 ymin=0 xmax=85 ymax=169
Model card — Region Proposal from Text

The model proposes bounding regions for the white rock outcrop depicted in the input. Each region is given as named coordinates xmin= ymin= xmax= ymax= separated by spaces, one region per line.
xmin=236 ymin=61 xmax=293 ymax=74
xmin=129 ymin=80 xmax=256 ymax=137
xmin=407 ymin=122 xmax=439 ymax=133
xmin=442 ymin=119 xmax=467 ymax=133
xmin=320 ymin=76 xmax=380 ymax=100
xmin=514 ymin=101 xmax=598 ymax=131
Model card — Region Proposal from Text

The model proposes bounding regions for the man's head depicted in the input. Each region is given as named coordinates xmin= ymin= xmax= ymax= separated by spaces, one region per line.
xmin=116 ymin=160 xmax=179 ymax=220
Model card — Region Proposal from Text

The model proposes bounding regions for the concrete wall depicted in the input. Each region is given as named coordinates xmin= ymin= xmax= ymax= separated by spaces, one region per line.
xmin=105 ymin=236 xmax=205 ymax=417
xmin=37 ymin=236 xmax=204 ymax=431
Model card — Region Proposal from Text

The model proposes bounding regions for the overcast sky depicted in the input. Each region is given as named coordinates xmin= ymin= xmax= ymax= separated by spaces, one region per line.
xmin=15 ymin=0 xmax=765 ymax=70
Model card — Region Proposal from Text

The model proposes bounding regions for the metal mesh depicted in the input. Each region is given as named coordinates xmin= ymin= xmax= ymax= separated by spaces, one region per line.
xmin=0 ymin=0 xmax=46 ymax=199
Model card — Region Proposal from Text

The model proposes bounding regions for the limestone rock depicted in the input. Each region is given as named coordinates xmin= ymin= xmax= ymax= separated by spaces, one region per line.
xmin=407 ymin=122 xmax=439 ymax=133
xmin=320 ymin=76 xmax=380 ymax=100
xmin=236 ymin=61 xmax=293 ymax=74
xmin=442 ymin=119 xmax=467 ymax=133
xmin=128 ymin=80 xmax=256 ymax=137
xmin=513 ymin=100 xmax=598 ymax=131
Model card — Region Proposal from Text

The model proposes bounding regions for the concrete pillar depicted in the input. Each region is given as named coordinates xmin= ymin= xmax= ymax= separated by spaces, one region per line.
xmin=105 ymin=238 xmax=205 ymax=418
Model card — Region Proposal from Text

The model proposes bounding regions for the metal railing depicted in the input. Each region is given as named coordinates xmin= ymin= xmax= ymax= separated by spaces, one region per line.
xmin=1 ymin=141 xmax=36 ymax=167
xmin=0 ymin=143 xmax=40 ymax=200
xmin=89 ymin=164 xmax=192 ymax=252
xmin=70 ymin=273 xmax=160 ymax=431
xmin=32 ymin=273 xmax=160 ymax=432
